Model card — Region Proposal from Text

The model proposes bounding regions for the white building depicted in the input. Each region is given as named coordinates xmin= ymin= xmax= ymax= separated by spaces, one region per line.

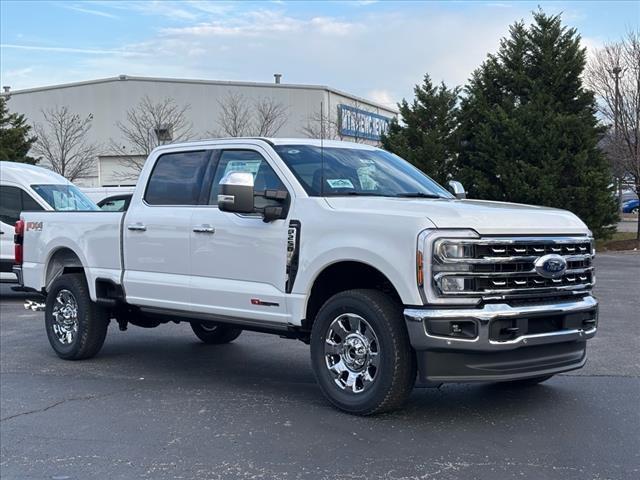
xmin=2 ymin=75 xmax=398 ymax=187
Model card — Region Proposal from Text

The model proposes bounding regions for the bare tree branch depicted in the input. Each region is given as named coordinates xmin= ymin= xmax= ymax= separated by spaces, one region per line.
xmin=586 ymin=30 xmax=640 ymax=237
xmin=210 ymin=92 xmax=288 ymax=138
xmin=586 ymin=31 xmax=640 ymax=190
xmin=31 ymin=106 xmax=100 ymax=182
xmin=110 ymin=96 xmax=193 ymax=181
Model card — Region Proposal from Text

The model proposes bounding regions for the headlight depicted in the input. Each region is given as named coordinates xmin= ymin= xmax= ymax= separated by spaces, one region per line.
xmin=417 ymin=229 xmax=481 ymax=306
xmin=439 ymin=242 xmax=475 ymax=259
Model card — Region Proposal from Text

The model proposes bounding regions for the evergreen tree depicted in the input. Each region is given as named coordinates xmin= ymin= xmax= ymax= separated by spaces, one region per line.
xmin=456 ymin=11 xmax=617 ymax=237
xmin=381 ymin=75 xmax=460 ymax=185
xmin=0 ymin=96 xmax=37 ymax=164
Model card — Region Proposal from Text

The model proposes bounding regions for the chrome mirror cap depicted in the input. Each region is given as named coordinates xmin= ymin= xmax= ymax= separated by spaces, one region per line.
xmin=447 ymin=180 xmax=467 ymax=199
xmin=220 ymin=171 xmax=254 ymax=187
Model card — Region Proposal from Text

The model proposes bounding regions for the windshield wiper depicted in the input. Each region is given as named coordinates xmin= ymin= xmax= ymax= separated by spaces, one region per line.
xmin=395 ymin=192 xmax=442 ymax=199
xmin=333 ymin=192 xmax=386 ymax=196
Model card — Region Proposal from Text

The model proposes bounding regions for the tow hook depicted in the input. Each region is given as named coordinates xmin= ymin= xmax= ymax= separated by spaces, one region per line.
xmin=24 ymin=300 xmax=45 ymax=312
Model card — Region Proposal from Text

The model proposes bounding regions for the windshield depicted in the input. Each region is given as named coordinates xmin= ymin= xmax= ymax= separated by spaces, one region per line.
xmin=273 ymin=145 xmax=452 ymax=198
xmin=31 ymin=184 xmax=98 ymax=211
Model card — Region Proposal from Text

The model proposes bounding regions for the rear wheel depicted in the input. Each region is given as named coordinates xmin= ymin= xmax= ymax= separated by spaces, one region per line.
xmin=310 ymin=289 xmax=416 ymax=415
xmin=45 ymin=273 xmax=109 ymax=360
xmin=190 ymin=322 xmax=242 ymax=344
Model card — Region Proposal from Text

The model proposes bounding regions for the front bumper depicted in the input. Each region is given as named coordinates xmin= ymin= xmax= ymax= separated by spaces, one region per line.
xmin=404 ymin=295 xmax=598 ymax=384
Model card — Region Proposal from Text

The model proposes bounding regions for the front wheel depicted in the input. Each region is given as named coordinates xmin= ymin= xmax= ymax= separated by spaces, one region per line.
xmin=190 ymin=322 xmax=242 ymax=344
xmin=310 ymin=289 xmax=416 ymax=415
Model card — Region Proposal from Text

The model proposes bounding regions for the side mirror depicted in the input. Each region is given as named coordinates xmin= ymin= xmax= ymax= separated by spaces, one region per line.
xmin=447 ymin=180 xmax=467 ymax=199
xmin=218 ymin=172 xmax=255 ymax=213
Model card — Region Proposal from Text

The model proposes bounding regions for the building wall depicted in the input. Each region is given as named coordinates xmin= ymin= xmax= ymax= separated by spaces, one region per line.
xmin=3 ymin=77 xmax=397 ymax=187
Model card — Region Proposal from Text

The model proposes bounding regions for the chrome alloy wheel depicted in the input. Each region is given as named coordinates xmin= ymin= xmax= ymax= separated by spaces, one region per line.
xmin=51 ymin=289 xmax=79 ymax=345
xmin=324 ymin=313 xmax=380 ymax=394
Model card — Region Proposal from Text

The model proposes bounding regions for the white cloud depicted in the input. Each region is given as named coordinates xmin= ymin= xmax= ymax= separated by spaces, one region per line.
xmin=62 ymin=4 xmax=118 ymax=19
xmin=0 ymin=4 xmax=534 ymax=105
xmin=368 ymin=89 xmax=396 ymax=109
xmin=0 ymin=44 xmax=144 ymax=56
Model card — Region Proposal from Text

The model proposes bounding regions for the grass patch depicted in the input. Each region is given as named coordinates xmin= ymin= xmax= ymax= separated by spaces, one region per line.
xmin=597 ymin=231 xmax=639 ymax=252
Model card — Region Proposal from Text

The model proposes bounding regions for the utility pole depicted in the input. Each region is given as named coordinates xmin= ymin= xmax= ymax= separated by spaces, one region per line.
xmin=612 ymin=66 xmax=622 ymax=134
xmin=610 ymin=65 xmax=623 ymax=211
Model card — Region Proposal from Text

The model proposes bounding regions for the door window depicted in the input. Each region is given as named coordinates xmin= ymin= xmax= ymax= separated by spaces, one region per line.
xmin=145 ymin=150 xmax=210 ymax=205
xmin=209 ymin=150 xmax=286 ymax=209
xmin=0 ymin=186 xmax=44 ymax=225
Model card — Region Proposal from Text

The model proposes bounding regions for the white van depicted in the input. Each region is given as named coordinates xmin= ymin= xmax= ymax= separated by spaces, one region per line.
xmin=0 ymin=161 xmax=97 ymax=274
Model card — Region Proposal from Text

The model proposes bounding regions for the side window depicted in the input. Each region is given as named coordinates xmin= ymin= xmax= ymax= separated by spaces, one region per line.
xmin=0 ymin=186 xmax=21 ymax=225
xmin=21 ymin=191 xmax=44 ymax=212
xmin=145 ymin=151 xmax=210 ymax=205
xmin=209 ymin=150 xmax=286 ymax=209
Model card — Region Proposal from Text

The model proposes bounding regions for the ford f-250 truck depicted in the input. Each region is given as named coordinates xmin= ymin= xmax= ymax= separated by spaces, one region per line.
xmin=14 ymin=138 xmax=599 ymax=415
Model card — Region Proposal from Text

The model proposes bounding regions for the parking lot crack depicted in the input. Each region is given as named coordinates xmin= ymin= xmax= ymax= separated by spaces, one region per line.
xmin=0 ymin=389 xmax=134 ymax=423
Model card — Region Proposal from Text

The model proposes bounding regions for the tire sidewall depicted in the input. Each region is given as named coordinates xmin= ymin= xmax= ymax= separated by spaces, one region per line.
xmin=310 ymin=292 xmax=402 ymax=414
xmin=45 ymin=275 xmax=90 ymax=359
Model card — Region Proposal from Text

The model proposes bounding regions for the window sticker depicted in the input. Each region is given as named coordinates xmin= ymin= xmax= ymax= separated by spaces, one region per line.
xmin=224 ymin=160 xmax=261 ymax=178
xmin=326 ymin=179 xmax=355 ymax=189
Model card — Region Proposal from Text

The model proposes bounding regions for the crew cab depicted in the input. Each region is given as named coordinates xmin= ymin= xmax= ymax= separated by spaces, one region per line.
xmin=14 ymin=138 xmax=599 ymax=415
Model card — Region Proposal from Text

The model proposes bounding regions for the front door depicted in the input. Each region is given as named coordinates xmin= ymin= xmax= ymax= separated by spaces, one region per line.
xmin=189 ymin=147 xmax=292 ymax=325
xmin=123 ymin=149 xmax=212 ymax=311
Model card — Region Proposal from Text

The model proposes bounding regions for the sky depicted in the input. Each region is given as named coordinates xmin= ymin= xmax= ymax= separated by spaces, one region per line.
xmin=1 ymin=0 xmax=638 ymax=108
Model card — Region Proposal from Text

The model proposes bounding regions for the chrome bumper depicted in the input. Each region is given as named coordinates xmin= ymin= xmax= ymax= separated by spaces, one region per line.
xmin=404 ymin=295 xmax=598 ymax=353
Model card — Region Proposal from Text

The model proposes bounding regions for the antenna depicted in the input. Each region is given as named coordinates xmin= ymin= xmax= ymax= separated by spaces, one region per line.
xmin=320 ymin=101 xmax=325 ymax=197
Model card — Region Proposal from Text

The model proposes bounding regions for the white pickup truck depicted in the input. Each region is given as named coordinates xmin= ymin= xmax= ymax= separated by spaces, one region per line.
xmin=14 ymin=138 xmax=599 ymax=415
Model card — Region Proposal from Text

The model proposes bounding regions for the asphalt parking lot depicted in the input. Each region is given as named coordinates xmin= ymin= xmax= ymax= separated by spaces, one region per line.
xmin=1 ymin=253 xmax=639 ymax=480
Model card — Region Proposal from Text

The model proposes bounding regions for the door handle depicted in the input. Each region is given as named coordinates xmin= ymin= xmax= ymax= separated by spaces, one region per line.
xmin=192 ymin=225 xmax=215 ymax=234
xmin=127 ymin=223 xmax=147 ymax=231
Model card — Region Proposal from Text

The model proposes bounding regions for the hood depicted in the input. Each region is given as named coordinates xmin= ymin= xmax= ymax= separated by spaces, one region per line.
xmin=324 ymin=197 xmax=589 ymax=236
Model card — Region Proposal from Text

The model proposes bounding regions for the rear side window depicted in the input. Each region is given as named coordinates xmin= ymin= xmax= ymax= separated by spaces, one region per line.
xmin=145 ymin=151 xmax=210 ymax=205
xmin=0 ymin=186 xmax=44 ymax=225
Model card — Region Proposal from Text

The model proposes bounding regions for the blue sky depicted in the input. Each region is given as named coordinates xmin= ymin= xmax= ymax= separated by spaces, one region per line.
xmin=1 ymin=1 xmax=638 ymax=107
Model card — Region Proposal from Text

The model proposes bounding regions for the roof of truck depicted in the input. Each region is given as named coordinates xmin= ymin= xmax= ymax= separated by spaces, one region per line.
xmin=153 ymin=137 xmax=381 ymax=152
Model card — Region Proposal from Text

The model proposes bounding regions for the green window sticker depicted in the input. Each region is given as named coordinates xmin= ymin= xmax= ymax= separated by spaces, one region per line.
xmin=326 ymin=179 xmax=355 ymax=189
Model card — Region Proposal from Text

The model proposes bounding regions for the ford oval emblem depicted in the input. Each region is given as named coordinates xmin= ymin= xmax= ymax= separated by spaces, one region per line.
xmin=534 ymin=254 xmax=567 ymax=279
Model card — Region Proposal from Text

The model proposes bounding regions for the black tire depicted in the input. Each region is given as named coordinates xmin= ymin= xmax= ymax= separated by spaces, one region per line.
xmin=45 ymin=273 xmax=109 ymax=360
xmin=190 ymin=322 xmax=242 ymax=344
xmin=310 ymin=289 xmax=416 ymax=415
xmin=502 ymin=374 xmax=554 ymax=387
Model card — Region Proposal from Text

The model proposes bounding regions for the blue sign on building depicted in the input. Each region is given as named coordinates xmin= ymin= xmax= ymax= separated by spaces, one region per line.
xmin=338 ymin=104 xmax=392 ymax=141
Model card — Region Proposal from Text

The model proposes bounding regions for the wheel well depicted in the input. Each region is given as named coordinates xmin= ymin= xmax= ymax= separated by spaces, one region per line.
xmin=303 ymin=261 xmax=402 ymax=330
xmin=45 ymin=248 xmax=84 ymax=289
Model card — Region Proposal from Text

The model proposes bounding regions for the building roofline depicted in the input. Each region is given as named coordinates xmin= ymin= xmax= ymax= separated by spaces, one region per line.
xmin=2 ymin=75 xmax=399 ymax=114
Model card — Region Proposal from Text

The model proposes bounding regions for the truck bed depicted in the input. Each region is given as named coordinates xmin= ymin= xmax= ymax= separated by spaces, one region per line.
xmin=21 ymin=211 xmax=124 ymax=300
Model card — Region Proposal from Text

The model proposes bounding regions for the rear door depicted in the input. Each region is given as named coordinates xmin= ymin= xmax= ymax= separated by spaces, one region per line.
xmin=189 ymin=146 xmax=293 ymax=325
xmin=123 ymin=149 xmax=212 ymax=310
xmin=0 ymin=185 xmax=44 ymax=272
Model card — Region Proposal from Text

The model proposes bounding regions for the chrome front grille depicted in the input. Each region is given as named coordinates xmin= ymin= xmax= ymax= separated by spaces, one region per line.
xmin=431 ymin=237 xmax=594 ymax=299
